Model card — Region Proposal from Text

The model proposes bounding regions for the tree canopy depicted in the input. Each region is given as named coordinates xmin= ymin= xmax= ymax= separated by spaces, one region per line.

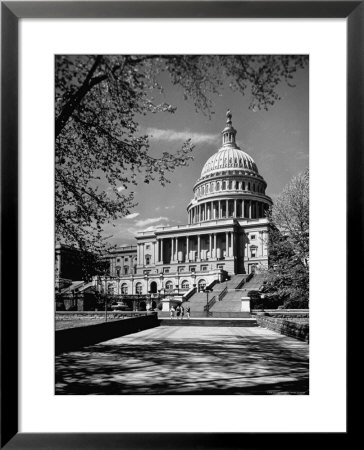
xmin=263 ymin=169 xmax=309 ymax=308
xmin=55 ymin=55 xmax=308 ymax=253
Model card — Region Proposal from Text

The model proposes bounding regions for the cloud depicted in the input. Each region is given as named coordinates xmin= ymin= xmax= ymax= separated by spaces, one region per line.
xmin=125 ymin=212 xmax=140 ymax=220
xmin=164 ymin=205 xmax=175 ymax=210
xmin=145 ymin=127 xmax=217 ymax=145
xmin=134 ymin=216 xmax=169 ymax=228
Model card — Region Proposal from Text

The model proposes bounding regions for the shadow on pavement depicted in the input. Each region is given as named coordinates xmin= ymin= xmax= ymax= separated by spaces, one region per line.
xmin=55 ymin=331 xmax=309 ymax=395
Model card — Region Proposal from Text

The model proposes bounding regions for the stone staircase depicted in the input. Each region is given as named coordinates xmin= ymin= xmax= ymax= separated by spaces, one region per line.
xmin=182 ymin=273 xmax=251 ymax=318
xmin=209 ymin=273 xmax=266 ymax=318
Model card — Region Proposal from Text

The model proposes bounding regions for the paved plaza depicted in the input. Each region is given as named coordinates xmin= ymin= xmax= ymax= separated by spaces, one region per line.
xmin=55 ymin=326 xmax=309 ymax=395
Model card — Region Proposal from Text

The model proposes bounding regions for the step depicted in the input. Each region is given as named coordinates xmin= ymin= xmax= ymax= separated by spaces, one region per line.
xmin=159 ymin=318 xmax=257 ymax=327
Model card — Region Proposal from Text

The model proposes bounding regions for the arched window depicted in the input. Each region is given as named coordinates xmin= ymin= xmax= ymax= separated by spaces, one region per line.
xmin=135 ymin=282 xmax=142 ymax=295
xmin=198 ymin=279 xmax=206 ymax=292
xmin=228 ymin=181 xmax=232 ymax=190
xmin=145 ymin=255 xmax=151 ymax=265
xmin=211 ymin=183 xmax=214 ymax=192
xmin=181 ymin=280 xmax=189 ymax=290
xmin=124 ymin=266 xmax=129 ymax=275
xmin=121 ymin=283 xmax=128 ymax=294
xmin=242 ymin=181 xmax=245 ymax=190
xmin=165 ymin=281 xmax=173 ymax=291
xmin=222 ymin=181 xmax=226 ymax=190
xmin=216 ymin=182 xmax=220 ymax=191
xmin=116 ymin=266 xmax=121 ymax=277
xmin=206 ymin=184 xmax=209 ymax=193
xmin=134 ymin=265 xmax=137 ymax=274
xmin=201 ymin=186 xmax=205 ymax=195
xmin=248 ymin=182 xmax=251 ymax=191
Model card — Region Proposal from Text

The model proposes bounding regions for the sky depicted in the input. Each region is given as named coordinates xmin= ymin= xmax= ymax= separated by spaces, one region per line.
xmin=102 ymin=59 xmax=309 ymax=247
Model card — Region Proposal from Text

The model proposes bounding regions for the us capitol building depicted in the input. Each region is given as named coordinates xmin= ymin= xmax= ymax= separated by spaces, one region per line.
xmin=102 ymin=111 xmax=272 ymax=299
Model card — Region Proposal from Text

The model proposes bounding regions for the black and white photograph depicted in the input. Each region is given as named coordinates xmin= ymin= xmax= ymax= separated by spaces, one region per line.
xmin=55 ymin=54 xmax=309 ymax=395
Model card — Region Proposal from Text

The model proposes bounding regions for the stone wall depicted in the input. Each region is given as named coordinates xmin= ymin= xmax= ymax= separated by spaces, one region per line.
xmin=255 ymin=315 xmax=309 ymax=343
xmin=55 ymin=313 xmax=159 ymax=354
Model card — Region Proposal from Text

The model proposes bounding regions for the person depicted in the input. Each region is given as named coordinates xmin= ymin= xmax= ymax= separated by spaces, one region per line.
xmin=186 ymin=305 xmax=191 ymax=319
xmin=176 ymin=305 xmax=181 ymax=319
xmin=170 ymin=305 xmax=175 ymax=319
xmin=181 ymin=305 xmax=185 ymax=320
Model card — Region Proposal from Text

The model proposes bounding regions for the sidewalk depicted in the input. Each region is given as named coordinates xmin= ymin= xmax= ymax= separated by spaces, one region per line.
xmin=56 ymin=326 xmax=309 ymax=395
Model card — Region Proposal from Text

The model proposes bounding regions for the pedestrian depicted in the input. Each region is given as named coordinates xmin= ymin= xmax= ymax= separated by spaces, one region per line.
xmin=181 ymin=305 xmax=185 ymax=320
xmin=170 ymin=305 xmax=175 ymax=319
xmin=176 ymin=305 xmax=181 ymax=320
xmin=186 ymin=305 xmax=191 ymax=319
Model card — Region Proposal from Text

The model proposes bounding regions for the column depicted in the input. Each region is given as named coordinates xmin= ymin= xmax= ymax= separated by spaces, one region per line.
xmin=176 ymin=237 xmax=179 ymax=261
xmin=234 ymin=199 xmax=237 ymax=218
xmin=218 ymin=201 xmax=221 ymax=219
xmin=171 ymin=237 xmax=174 ymax=262
xmin=225 ymin=232 xmax=229 ymax=258
xmin=226 ymin=199 xmax=229 ymax=218
xmin=231 ymin=233 xmax=235 ymax=257
xmin=160 ymin=239 xmax=164 ymax=263
xmin=242 ymin=200 xmax=245 ymax=218
xmin=249 ymin=201 xmax=252 ymax=219
xmin=214 ymin=233 xmax=217 ymax=259
xmin=209 ymin=234 xmax=212 ymax=257
xmin=197 ymin=234 xmax=201 ymax=260
xmin=186 ymin=236 xmax=189 ymax=261
xmin=155 ymin=240 xmax=159 ymax=263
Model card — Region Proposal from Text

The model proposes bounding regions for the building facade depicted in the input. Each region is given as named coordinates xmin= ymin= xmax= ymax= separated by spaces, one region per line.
xmin=101 ymin=111 xmax=272 ymax=298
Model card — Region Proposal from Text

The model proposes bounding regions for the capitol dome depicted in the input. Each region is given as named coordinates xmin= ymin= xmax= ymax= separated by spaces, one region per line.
xmin=201 ymin=146 xmax=258 ymax=178
xmin=187 ymin=110 xmax=272 ymax=224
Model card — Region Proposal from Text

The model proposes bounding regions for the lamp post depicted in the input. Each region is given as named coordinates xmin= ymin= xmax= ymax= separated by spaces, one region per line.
xmin=205 ymin=288 xmax=211 ymax=317
xmin=104 ymin=276 xmax=108 ymax=322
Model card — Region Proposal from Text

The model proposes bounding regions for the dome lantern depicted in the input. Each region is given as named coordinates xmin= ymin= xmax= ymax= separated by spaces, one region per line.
xmin=221 ymin=109 xmax=237 ymax=148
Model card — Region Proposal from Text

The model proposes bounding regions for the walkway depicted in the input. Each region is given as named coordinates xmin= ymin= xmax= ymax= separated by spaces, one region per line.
xmin=55 ymin=326 xmax=309 ymax=395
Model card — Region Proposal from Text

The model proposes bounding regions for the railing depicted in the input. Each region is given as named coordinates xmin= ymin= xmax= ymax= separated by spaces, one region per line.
xmin=218 ymin=287 xmax=228 ymax=302
xmin=182 ymin=286 xmax=197 ymax=302
xmin=235 ymin=273 xmax=254 ymax=290
xmin=204 ymin=295 xmax=216 ymax=312
xmin=205 ymin=279 xmax=219 ymax=292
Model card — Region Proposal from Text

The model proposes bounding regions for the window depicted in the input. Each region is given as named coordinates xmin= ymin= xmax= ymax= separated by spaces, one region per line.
xmin=124 ymin=266 xmax=129 ymax=275
xmin=143 ymin=270 xmax=150 ymax=275
xmin=135 ymin=282 xmax=142 ymax=295
xmin=198 ymin=279 xmax=206 ymax=292
xmin=125 ymin=257 xmax=129 ymax=263
xmin=116 ymin=258 xmax=121 ymax=263
xmin=181 ymin=280 xmax=189 ymax=290
xmin=145 ymin=255 xmax=151 ymax=265
xmin=163 ymin=267 xmax=170 ymax=274
xmin=250 ymin=246 xmax=257 ymax=258
xmin=201 ymin=265 xmax=208 ymax=271
xmin=243 ymin=181 xmax=245 ymax=190
xmin=107 ymin=284 xmax=114 ymax=295
xmin=216 ymin=182 xmax=220 ymax=191
xmin=146 ymin=244 xmax=150 ymax=250
xmin=121 ymin=283 xmax=128 ymax=294
xmin=217 ymin=264 xmax=224 ymax=269
xmin=165 ymin=281 xmax=173 ymax=291
xmin=178 ymin=266 xmax=185 ymax=272
xmin=189 ymin=266 xmax=196 ymax=273
xmin=134 ymin=265 xmax=137 ymax=274
xmin=116 ymin=266 xmax=121 ymax=277
xmin=251 ymin=234 xmax=256 ymax=240
xmin=222 ymin=181 xmax=226 ymax=190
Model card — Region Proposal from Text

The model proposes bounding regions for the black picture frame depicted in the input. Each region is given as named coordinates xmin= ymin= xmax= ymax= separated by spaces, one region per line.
xmin=1 ymin=1 xmax=359 ymax=448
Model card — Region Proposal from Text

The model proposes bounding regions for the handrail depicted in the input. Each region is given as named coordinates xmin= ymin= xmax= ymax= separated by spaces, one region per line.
xmin=235 ymin=273 xmax=254 ymax=290
xmin=205 ymin=279 xmax=218 ymax=291
xmin=218 ymin=287 xmax=228 ymax=302
xmin=204 ymin=295 xmax=216 ymax=311
xmin=182 ymin=286 xmax=197 ymax=302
